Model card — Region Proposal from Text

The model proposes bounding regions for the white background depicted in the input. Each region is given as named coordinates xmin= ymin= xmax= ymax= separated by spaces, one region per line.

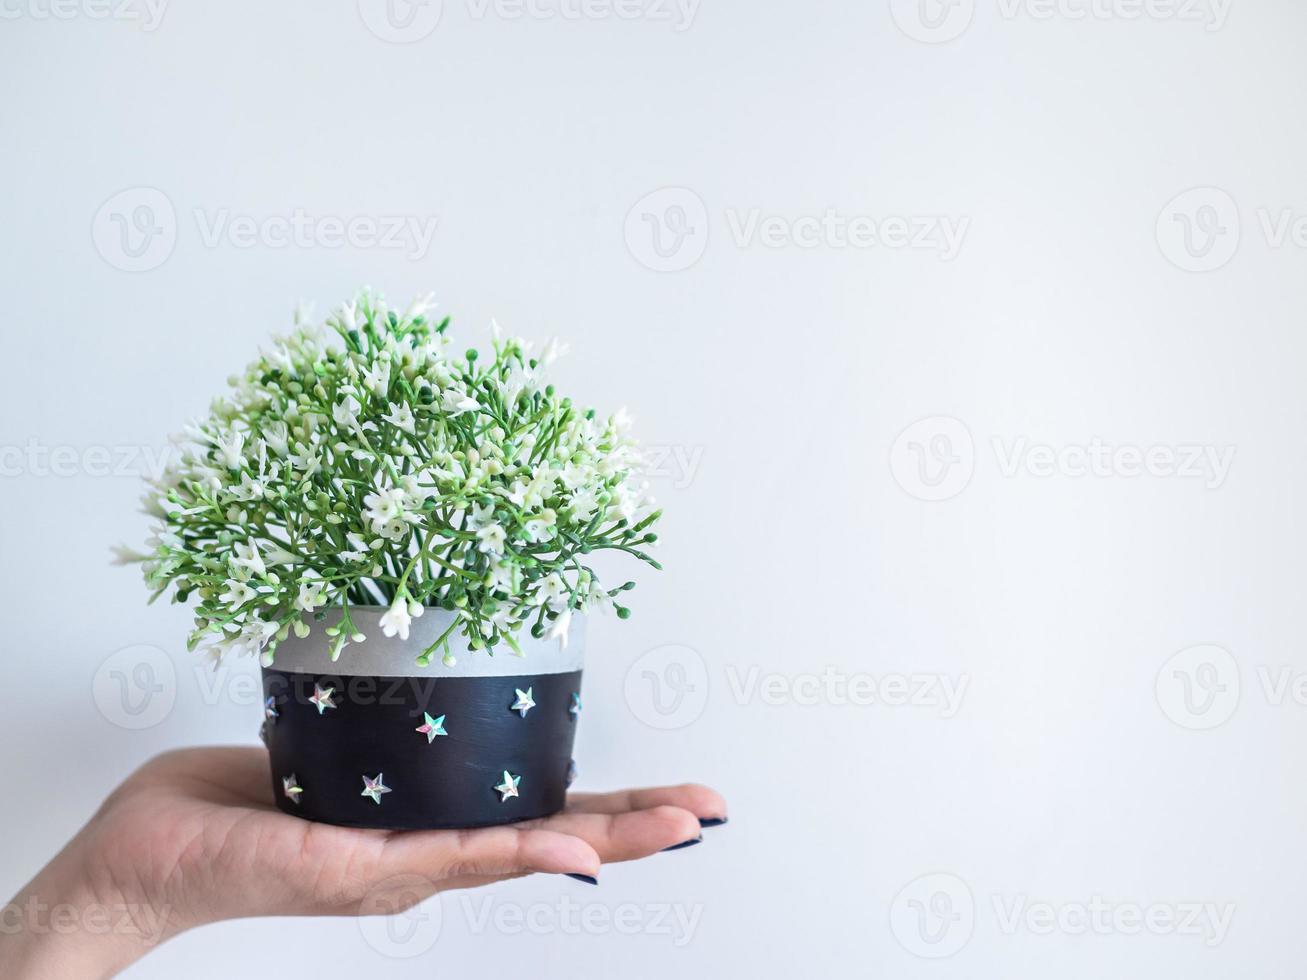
xmin=3 ymin=0 xmax=1307 ymax=976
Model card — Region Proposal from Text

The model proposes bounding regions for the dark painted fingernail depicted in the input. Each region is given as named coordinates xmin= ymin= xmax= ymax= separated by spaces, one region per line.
xmin=564 ymin=873 xmax=599 ymax=885
xmin=661 ymin=837 xmax=703 ymax=852
xmin=699 ymin=817 xmax=729 ymax=828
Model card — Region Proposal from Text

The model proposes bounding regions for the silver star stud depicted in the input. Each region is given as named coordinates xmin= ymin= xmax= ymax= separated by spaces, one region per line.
xmin=264 ymin=696 xmax=279 ymax=722
xmin=511 ymin=687 xmax=535 ymax=718
xmin=309 ymin=684 xmax=337 ymax=715
xmin=495 ymin=770 xmax=521 ymax=802
xmin=569 ymin=692 xmax=582 ymax=716
xmin=361 ymin=773 xmax=392 ymax=805
xmin=416 ymin=713 xmax=447 ymax=743
xmin=282 ymin=774 xmax=304 ymax=804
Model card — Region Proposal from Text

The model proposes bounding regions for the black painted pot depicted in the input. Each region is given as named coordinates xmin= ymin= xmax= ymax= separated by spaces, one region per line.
xmin=260 ymin=607 xmax=583 ymax=830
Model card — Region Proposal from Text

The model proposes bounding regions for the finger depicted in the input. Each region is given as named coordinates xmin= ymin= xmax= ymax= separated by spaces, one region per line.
xmin=380 ymin=826 xmax=600 ymax=881
xmin=566 ymin=783 xmax=727 ymax=822
xmin=521 ymin=805 xmax=702 ymax=863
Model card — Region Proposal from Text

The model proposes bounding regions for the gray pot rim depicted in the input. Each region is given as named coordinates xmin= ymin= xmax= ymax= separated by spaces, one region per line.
xmin=267 ymin=605 xmax=585 ymax=678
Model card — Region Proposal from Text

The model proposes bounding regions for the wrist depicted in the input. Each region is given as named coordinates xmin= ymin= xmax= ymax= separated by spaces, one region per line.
xmin=0 ymin=848 xmax=176 ymax=979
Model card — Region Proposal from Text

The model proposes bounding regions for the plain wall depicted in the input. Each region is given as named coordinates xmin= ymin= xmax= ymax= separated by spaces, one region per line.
xmin=3 ymin=1 xmax=1306 ymax=976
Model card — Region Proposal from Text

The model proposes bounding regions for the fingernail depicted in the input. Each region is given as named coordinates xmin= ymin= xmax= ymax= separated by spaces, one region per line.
xmin=699 ymin=817 xmax=729 ymax=828
xmin=661 ymin=837 xmax=703 ymax=852
xmin=564 ymin=873 xmax=599 ymax=885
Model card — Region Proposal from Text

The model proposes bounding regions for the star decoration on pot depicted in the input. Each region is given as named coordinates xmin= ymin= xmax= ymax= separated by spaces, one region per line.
xmin=361 ymin=773 xmax=392 ymax=804
xmin=264 ymin=696 xmax=279 ymax=722
xmin=567 ymin=759 xmax=577 ymax=787
xmin=495 ymin=771 xmax=521 ymax=802
xmin=309 ymin=684 xmax=337 ymax=715
xmin=282 ymin=774 xmax=303 ymax=804
xmin=511 ymin=687 xmax=535 ymax=718
xmin=416 ymin=713 xmax=447 ymax=743
xmin=569 ymin=692 xmax=582 ymax=716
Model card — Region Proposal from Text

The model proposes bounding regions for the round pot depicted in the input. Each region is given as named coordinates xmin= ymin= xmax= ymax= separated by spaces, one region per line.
xmin=260 ymin=607 xmax=583 ymax=830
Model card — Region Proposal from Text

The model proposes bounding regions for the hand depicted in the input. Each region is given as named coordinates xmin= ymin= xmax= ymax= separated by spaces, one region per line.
xmin=0 ymin=746 xmax=727 ymax=979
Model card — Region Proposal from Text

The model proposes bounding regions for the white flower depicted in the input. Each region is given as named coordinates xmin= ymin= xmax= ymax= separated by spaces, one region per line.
xmin=442 ymin=387 xmax=480 ymax=415
xmin=505 ymin=473 xmax=553 ymax=511
xmin=382 ymin=402 xmax=416 ymax=435
xmin=364 ymin=358 xmax=391 ymax=398
xmin=428 ymin=359 xmax=455 ymax=388
xmin=339 ymin=532 xmax=372 ymax=562
xmin=611 ymin=482 xmax=646 ymax=522
xmin=505 ymin=479 xmax=529 ymax=506
xmin=230 ymin=541 xmax=266 ymax=578
xmin=363 ymin=486 xmax=412 ymax=534
xmin=229 ymin=619 xmax=279 ymax=661
xmin=265 ymin=542 xmax=298 ymax=566
xmin=522 ymin=509 xmax=556 ymax=544
xmin=533 ymin=573 xmax=567 ymax=608
xmin=559 ymin=461 xmax=591 ymax=491
xmin=145 ymin=528 xmax=182 ymax=552
xmin=332 ymin=395 xmax=361 ymax=428
xmin=569 ymin=487 xmax=599 ymax=522
xmin=500 ymin=362 xmax=538 ymax=408
xmin=213 ymin=429 xmax=245 ymax=469
xmin=379 ymin=596 xmax=414 ymax=641
xmin=219 ymin=580 xmax=256 ymax=612
xmin=228 ymin=470 xmax=266 ymax=502
xmin=476 ymin=523 xmax=507 ymax=556
xmin=466 ymin=502 xmax=496 ymax=530
xmin=380 ymin=518 xmax=411 ymax=543
xmin=405 ymin=292 xmax=436 ymax=322
xmin=398 ymin=473 xmax=435 ymax=504
xmin=585 ymin=581 xmax=614 ymax=615
xmin=295 ymin=576 xmax=326 ymax=612
xmin=288 ymin=443 xmax=321 ymax=478
xmin=547 ymin=608 xmax=572 ymax=648
xmin=263 ymin=422 xmax=290 ymax=457
xmin=338 ymin=299 xmax=359 ymax=332
xmin=487 ymin=561 xmax=517 ymax=594
xmin=261 ymin=341 xmax=294 ymax=374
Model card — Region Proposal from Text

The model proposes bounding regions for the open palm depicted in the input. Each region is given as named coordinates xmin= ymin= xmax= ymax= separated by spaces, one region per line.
xmin=71 ymin=747 xmax=724 ymax=938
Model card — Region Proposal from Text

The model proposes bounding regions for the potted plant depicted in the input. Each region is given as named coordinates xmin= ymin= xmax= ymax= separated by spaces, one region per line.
xmin=124 ymin=290 xmax=661 ymax=830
